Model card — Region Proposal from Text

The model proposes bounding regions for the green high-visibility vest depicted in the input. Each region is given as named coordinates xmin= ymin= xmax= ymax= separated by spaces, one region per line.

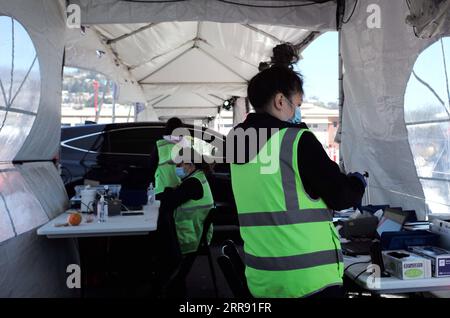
xmin=230 ymin=128 xmax=344 ymax=298
xmin=155 ymin=139 xmax=181 ymax=194
xmin=174 ymin=170 xmax=215 ymax=254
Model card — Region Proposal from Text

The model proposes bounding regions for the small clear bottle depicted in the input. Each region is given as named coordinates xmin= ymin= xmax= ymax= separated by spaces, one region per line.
xmin=103 ymin=196 xmax=109 ymax=221
xmin=97 ymin=194 xmax=106 ymax=223
xmin=147 ymin=182 xmax=155 ymax=205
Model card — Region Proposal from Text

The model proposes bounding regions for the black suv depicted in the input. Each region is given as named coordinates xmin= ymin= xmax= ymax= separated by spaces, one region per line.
xmin=60 ymin=122 xmax=233 ymax=206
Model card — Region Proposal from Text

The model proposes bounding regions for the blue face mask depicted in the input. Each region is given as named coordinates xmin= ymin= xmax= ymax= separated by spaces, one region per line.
xmin=175 ymin=167 xmax=187 ymax=179
xmin=285 ymin=97 xmax=302 ymax=124
xmin=288 ymin=106 xmax=302 ymax=124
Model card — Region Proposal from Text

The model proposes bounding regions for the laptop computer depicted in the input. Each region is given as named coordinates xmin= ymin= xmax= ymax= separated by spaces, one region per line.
xmin=119 ymin=188 xmax=147 ymax=211
xmin=342 ymin=208 xmax=409 ymax=255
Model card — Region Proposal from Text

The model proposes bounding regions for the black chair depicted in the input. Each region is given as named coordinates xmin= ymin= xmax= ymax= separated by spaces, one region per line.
xmin=217 ymin=240 xmax=252 ymax=298
xmin=163 ymin=208 xmax=219 ymax=298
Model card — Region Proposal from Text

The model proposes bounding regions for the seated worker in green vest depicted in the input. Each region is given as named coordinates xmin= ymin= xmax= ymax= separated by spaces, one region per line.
xmin=155 ymin=147 xmax=215 ymax=292
xmin=149 ymin=117 xmax=184 ymax=197
xmin=228 ymin=45 xmax=366 ymax=298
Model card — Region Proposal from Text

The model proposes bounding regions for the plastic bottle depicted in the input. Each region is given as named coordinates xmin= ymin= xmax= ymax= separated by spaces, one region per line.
xmin=104 ymin=185 xmax=110 ymax=198
xmin=103 ymin=195 xmax=109 ymax=221
xmin=147 ymin=183 xmax=155 ymax=205
xmin=97 ymin=194 xmax=106 ymax=223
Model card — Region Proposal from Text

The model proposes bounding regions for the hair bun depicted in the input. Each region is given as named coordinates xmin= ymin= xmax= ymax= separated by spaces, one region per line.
xmin=258 ymin=62 xmax=271 ymax=72
xmin=271 ymin=43 xmax=299 ymax=68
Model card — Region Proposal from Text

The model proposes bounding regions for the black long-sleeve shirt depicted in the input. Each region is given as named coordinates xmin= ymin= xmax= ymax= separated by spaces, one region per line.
xmin=157 ymin=171 xmax=204 ymax=211
xmin=229 ymin=113 xmax=364 ymax=210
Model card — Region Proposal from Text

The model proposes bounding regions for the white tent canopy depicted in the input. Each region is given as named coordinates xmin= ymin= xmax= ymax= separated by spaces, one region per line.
xmin=65 ymin=20 xmax=324 ymax=120
xmin=65 ymin=0 xmax=338 ymax=120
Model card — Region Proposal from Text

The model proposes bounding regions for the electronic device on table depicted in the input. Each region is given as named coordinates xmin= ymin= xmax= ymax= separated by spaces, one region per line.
xmin=342 ymin=208 xmax=409 ymax=255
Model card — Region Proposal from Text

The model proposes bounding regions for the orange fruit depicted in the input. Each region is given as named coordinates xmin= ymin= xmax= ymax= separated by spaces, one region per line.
xmin=68 ymin=213 xmax=82 ymax=226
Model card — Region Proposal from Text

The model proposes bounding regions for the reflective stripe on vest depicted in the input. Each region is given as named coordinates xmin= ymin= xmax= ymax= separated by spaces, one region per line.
xmin=230 ymin=127 xmax=343 ymax=298
xmin=238 ymin=209 xmax=332 ymax=226
xmin=244 ymin=249 xmax=344 ymax=271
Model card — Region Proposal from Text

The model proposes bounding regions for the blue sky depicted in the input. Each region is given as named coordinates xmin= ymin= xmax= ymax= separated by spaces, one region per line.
xmin=0 ymin=17 xmax=38 ymax=71
xmin=297 ymin=32 xmax=340 ymax=104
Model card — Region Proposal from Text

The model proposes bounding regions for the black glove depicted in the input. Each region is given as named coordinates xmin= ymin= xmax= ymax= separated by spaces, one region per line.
xmin=348 ymin=172 xmax=367 ymax=188
xmin=348 ymin=172 xmax=367 ymax=212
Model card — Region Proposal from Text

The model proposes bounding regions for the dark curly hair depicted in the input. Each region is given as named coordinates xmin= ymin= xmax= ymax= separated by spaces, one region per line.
xmin=248 ymin=65 xmax=303 ymax=111
xmin=271 ymin=43 xmax=299 ymax=68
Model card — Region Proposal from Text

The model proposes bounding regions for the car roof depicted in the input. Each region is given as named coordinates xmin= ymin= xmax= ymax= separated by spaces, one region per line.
xmin=61 ymin=122 xmax=226 ymax=139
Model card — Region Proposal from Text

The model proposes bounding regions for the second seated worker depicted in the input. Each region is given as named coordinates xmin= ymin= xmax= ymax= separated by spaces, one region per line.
xmin=155 ymin=147 xmax=215 ymax=292
xmin=228 ymin=62 xmax=366 ymax=298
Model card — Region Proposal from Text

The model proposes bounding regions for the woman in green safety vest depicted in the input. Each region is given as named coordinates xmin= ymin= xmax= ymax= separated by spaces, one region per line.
xmin=149 ymin=117 xmax=184 ymax=197
xmin=155 ymin=147 xmax=215 ymax=296
xmin=228 ymin=44 xmax=367 ymax=298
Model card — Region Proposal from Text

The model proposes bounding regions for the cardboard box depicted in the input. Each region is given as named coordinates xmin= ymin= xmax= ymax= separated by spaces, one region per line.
xmin=409 ymin=246 xmax=450 ymax=277
xmin=430 ymin=219 xmax=450 ymax=250
xmin=382 ymin=250 xmax=431 ymax=280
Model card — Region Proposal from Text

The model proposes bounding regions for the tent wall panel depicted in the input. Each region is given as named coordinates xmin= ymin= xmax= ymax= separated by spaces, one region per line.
xmin=340 ymin=0 xmax=434 ymax=218
xmin=0 ymin=0 xmax=66 ymax=162
xmin=0 ymin=0 xmax=78 ymax=297
xmin=16 ymin=162 xmax=69 ymax=220
xmin=0 ymin=230 xmax=79 ymax=298
xmin=0 ymin=162 xmax=77 ymax=297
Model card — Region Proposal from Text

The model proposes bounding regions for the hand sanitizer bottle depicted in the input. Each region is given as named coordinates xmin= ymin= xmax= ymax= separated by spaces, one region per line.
xmin=97 ymin=194 xmax=105 ymax=223
xmin=103 ymin=196 xmax=109 ymax=221
xmin=147 ymin=183 xmax=155 ymax=205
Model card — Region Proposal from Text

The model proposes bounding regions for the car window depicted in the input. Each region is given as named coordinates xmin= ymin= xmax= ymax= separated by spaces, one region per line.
xmin=107 ymin=127 xmax=165 ymax=155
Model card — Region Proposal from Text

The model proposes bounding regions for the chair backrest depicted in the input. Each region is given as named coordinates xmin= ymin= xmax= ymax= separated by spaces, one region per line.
xmin=163 ymin=207 xmax=217 ymax=296
xmin=221 ymin=240 xmax=246 ymax=286
xmin=217 ymin=240 xmax=252 ymax=298
xmin=197 ymin=207 xmax=217 ymax=252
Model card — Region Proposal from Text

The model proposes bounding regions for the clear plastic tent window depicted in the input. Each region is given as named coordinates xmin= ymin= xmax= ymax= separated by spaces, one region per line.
xmin=405 ymin=37 xmax=450 ymax=214
xmin=0 ymin=16 xmax=41 ymax=161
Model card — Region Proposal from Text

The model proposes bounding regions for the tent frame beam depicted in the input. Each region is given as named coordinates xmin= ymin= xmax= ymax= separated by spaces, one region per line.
xmin=241 ymin=24 xmax=282 ymax=43
xmin=294 ymin=31 xmax=321 ymax=50
xmin=106 ymin=23 xmax=157 ymax=45
xmin=138 ymin=46 xmax=195 ymax=83
xmin=197 ymin=46 xmax=248 ymax=82
xmin=151 ymin=95 xmax=171 ymax=106
xmin=141 ymin=82 xmax=246 ymax=85
xmin=129 ymin=39 xmax=194 ymax=70
xmin=147 ymin=94 xmax=165 ymax=103
xmin=209 ymin=94 xmax=226 ymax=102
xmin=153 ymin=106 xmax=218 ymax=110
xmin=195 ymin=93 xmax=221 ymax=106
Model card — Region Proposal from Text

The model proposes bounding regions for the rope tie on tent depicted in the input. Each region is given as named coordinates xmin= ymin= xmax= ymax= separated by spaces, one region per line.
xmin=369 ymin=184 xmax=450 ymax=208
xmin=8 ymin=17 xmax=15 ymax=106
xmin=440 ymin=38 xmax=450 ymax=111
xmin=0 ymin=18 xmax=15 ymax=134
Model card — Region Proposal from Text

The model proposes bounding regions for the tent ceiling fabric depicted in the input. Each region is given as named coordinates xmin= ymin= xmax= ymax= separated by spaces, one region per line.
xmin=66 ymin=19 xmax=318 ymax=119
xmin=70 ymin=0 xmax=337 ymax=29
